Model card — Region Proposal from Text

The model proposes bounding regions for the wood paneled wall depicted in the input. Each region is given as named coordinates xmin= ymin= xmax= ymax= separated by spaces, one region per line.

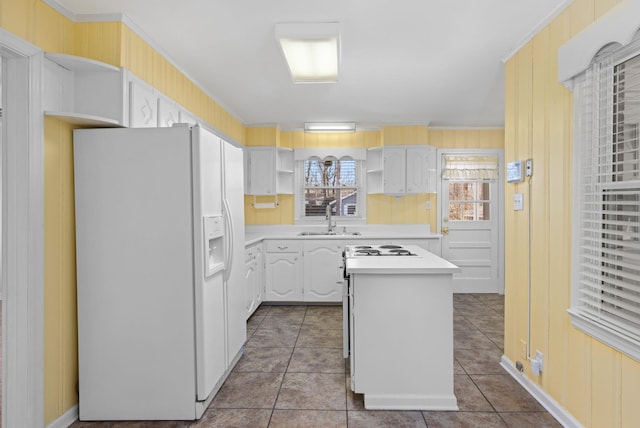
xmin=1 ymin=1 xmax=248 ymax=423
xmin=504 ymin=0 xmax=640 ymax=426
xmin=245 ymin=127 xmax=503 ymax=229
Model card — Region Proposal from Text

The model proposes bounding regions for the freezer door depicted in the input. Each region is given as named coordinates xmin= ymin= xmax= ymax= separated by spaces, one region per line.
xmin=74 ymin=127 xmax=197 ymax=419
xmin=195 ymin=272 xmax=226 ymax=400
xmin=191 ymin=127 xmax=227 ymax=401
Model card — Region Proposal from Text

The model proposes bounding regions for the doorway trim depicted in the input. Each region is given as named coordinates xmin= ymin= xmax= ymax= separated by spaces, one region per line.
xmin=436 ymin=148 xmax=505 ymax=294
xmin=1 ymin=28 xmax=45 ymax=427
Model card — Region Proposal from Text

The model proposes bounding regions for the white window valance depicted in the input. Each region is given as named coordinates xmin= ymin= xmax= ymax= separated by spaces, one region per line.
xmin=558 ymin=0 xmax=640 ymax=88
xmin=442 ymin=155 xmax=499 ymax=180
xmin=294 ymin=148 xmax=366 ymax=161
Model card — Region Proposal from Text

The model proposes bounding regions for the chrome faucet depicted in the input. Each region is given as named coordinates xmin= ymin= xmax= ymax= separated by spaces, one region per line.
xmin=326 ymin=201 xmax=336 ymax=233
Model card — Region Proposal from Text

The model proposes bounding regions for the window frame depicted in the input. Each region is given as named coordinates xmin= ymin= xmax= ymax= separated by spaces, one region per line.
xmin=570 ymin=38 xmax=640 ymax=362
xmin=294 ymin=155 xmax=367 ymax=224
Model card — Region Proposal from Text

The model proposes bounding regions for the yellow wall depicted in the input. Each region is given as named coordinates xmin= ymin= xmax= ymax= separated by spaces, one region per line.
xmin=244 ymin=126 xmax=504 ymax=230
xmin=503 ymin=0 xmax=640 ymax=426
xmin=1 ymin=1 xmax=505 ymax=424
xmin=1 ymin=1 xmax=248 ymax=424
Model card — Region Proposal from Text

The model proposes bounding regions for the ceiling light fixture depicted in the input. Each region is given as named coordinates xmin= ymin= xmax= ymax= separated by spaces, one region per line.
xmin=304 ymin=122 xmax=356 ymax=133
xmin=275 ymin=22 xmax=340 ymax=83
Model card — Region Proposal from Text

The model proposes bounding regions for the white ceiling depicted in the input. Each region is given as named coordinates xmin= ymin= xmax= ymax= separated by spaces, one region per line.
xmin=52 ymin=0 xmax=568 ymax=130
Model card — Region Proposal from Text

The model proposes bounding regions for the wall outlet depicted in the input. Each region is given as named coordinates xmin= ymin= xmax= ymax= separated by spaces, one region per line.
xmin=514 ymin=193 xmax=524 ymax=211
xmin=535 ymin=350 xmax=544 ymax=372
xmin=425 ymin=200 xmax=431 ymax=210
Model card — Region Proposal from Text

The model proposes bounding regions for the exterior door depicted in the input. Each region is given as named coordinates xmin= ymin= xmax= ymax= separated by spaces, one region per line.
xmin=438 ymin=150 xmax=503 ymax=293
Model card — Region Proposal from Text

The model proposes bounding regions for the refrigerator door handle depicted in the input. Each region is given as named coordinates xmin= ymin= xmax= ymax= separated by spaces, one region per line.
xmin=223 ymin=199 xmax=234 ymax=282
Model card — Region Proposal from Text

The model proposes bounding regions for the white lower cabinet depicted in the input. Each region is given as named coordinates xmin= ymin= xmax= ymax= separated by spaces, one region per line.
xmin=261 ymin=237 xmax=440 ymax=303
xmin=303 ymin=240 xmax=344 ymax=302
xmin=264 ymin=241 xmax=303 ymax=301
xmin=245 ymin=243 xmax=263 ymax=318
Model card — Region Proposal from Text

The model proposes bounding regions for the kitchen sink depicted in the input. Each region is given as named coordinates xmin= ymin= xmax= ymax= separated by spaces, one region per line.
xmin=297 ymin=231 xmax=361 ymax=236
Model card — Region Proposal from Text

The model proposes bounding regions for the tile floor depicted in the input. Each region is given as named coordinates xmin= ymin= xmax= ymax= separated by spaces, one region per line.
xmin=72 ymin=294 xmax=562 ymax=427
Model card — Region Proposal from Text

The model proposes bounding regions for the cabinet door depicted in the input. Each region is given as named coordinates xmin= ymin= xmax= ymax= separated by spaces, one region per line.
xmin=249 ymin=148 xmax=276 ymax=195
xmin=303 ymin=241 xmax=343 ymax=302
xmin=130 ymin=80 xmax=158 ymax=127
xmin=265 ymin=253 xmax=303 ymax=301
xmin=255 ymin=246 xmax=264 ymax=305
xmin=383 ymin=147 xmax=406 ymax=194
xmin=245 ymin=254 xmax=257 ymax=318
xmin=158 ymin=97 xmax=180 ymax=128
xmin=405 ymin=146 xmax=428 ymax=193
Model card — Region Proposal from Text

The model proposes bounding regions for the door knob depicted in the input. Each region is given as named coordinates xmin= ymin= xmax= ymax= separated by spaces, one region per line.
xmin=442 ymin=226 xmax=449 ymax=235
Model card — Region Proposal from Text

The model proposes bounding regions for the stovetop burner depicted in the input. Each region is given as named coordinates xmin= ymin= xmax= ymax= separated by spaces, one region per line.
xmin=355 ymin=249 xmax=381 ymax=255
xmin=349 ymin=244 xmax=419 ymax=257
xmin=388 ymin=249 xmax=412 ymax=255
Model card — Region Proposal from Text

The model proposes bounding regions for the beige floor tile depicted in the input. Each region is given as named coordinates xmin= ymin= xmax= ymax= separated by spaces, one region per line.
xmin=288 ymin=347 xmax=345 ymax=373
xmin=191 ymin=408 xmax=271 ymax=428
xmin=245 ymin=326 xmax=300 ymax=348
xmin=296 ymin=327 xmax=342 ymax=348
xmin=499 ymin=411 xmax=563 ymax=427
xmin=210 ymin=372 xmax=284 ymax=409
xmin=347 ymin=410 xmax=427 ymax=427
xmin=422 ymin=411 xmax=508 ymax=428
xmin=471 ymin=374 xmax=545 ymax=412
xmin=269 ymin=410 xmax=346 ymax=428
xmin=454 ymin=374 xmax=493 ymax=411
xmin=455 ymin=347 xmax=505 ymax=375
xmin=275 ymin=373 xmax=346 ymax=410
xmin=233 ymin=347 xmax=293 ymax=373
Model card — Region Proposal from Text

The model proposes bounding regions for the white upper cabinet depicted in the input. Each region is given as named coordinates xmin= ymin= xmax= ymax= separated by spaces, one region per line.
xmin=43 ymin=53 xmax=128 ymax=127
xmin=246 ymin=147 xmax=294 ymax=195
xmin=405 ymin=146 xmax=430 ymax=193
xmin=368 ymin=145 xmax=436 ymax=194
xmin=129 ymin=78 xmax=158 ymax=128
xmin=158 ymin=96 xmax=180 ymax=128
xmin=382 ymin=146 xmax=407 ymax=194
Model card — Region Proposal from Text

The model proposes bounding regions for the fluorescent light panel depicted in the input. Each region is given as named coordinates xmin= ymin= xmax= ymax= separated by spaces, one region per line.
xmin=304 ymin=122 xmax=355 ymax=133
xmin=276 ymin=22 xmax=340 ymax=83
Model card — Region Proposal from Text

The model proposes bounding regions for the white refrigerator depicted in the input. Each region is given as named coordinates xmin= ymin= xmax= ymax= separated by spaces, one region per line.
xmin=74 ymin=125 xmax=246 ymax=420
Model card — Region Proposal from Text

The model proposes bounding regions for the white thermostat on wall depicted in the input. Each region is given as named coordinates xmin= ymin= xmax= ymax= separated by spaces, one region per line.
xmin=507 ymin=160 xmax=524 ymax=183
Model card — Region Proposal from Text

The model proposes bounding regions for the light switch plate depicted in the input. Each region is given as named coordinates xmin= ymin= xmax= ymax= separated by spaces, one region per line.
xmin=514 ymin=193 xmax=524 ymax=211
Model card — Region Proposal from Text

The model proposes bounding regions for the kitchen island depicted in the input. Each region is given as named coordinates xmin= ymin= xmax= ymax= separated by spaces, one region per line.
xmin=344 ymin=244 xmax=459 ymax=410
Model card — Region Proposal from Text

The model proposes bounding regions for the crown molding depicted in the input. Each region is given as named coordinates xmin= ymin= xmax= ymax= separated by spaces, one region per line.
xmin=41 ymin=1 xmax=247 ymax=125
xmin=501 ymin=0 xmax=573 ymax=63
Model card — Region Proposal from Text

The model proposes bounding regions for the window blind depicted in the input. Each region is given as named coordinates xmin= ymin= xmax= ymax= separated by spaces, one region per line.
xmin=574 ymin=49 xmax=640 ymax=349
xmin=297 ymin=156 xmax=362 ymax=218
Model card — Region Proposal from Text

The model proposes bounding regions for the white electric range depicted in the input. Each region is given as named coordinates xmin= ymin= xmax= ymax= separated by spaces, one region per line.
xmin=345 ymin=244 xmax=421 ymax=257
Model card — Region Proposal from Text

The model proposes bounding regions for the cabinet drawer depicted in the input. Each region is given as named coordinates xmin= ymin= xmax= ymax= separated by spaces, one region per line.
xmin=265 ymin=240 xmax=300 ymax=253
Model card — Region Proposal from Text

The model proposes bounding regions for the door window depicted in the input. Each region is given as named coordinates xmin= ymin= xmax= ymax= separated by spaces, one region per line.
xmin=448 ymin=181 xmax=491 ymax=221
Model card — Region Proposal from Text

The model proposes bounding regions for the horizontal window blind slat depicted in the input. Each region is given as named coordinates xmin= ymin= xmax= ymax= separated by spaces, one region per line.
xmin=578 ymin=302 xmax=640 ymax=340
xmin=565 ymin=47 xmax=640 ymax=354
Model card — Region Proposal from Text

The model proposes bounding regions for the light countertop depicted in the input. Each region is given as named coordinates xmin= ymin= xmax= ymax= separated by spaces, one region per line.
xmin=244 ymin=225 xmax=441 ymax=247
xmin=345 ymin=245 xmax=459 ymax=275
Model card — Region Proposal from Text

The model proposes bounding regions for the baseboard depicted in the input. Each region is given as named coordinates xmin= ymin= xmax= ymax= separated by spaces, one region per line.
xmin=500 ymin=356 xmax=583 ymax=428
xmin=46 ymin=404 xmax=78 ymax=428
